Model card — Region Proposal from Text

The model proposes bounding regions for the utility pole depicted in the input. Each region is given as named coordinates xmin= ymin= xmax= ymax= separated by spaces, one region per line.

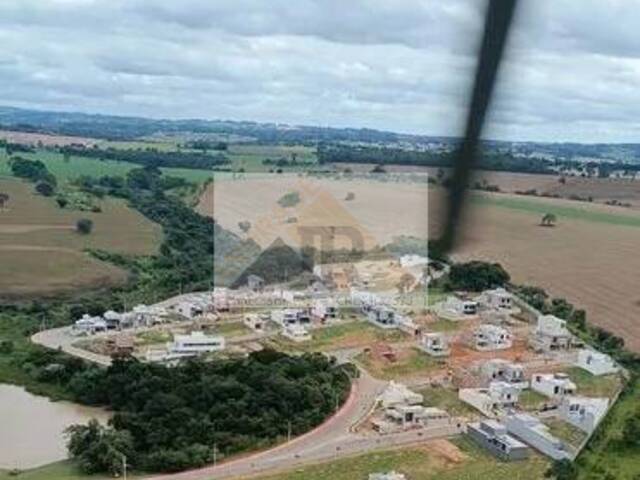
xmin=287 ymin=420 xmax=292 ymax=443
xmin=122 ymin=454 xmax=127 ymax=480
xmin=213 ymin=442 xmax=218 ymax=467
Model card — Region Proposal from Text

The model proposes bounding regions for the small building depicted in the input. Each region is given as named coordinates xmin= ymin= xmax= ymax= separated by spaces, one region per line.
xmin=399 ymin=254 xmax=430 ymax=268
xmin=467 ymin=420 xmax=530 ymax=461
xmin=378 ymin=381 xmax=423 ymax=408
xmin=272 ymin=309 xmax=311 ymax=327
xmin=368 ymin=472 xmax=406 ymax=480
xmin=459 ymin=382 xmax=520 ymax=417
xmin=531 ymin=373 xmax=576 ymax=399
xmin=367 ymin=305 xmax=398 ymax=329
xmin=419 ymin=332 xmax=450 ymax=357
xmin=243 ymin=314 xmax=265 ymax=332
xmin=474 ymin=324 xmax=512 ymax=351
xmin=531 ymin=315 xmax=572 ymax=351
xmin=175 ymin=301 xmax=205 ymax=319
xmin=373 ymin=405 xmax=450 ymax=434
xmin=480 ymin=359 xmax=527 ymax=388
xmin=312 ymin=299 xmax=338 ymax=321
xmin=282 ymin=324 xmax=311 ymax=342
xmin=575 ymin=349 xmax=619 ymax=376
xmin=246 ymin=274 xmax=265 ymax=292
xmin=559 ymin=396 xmax=609 ymax=434
xmin=73 ymin=314 xmax=107 ymax=335
xmin=504 ymin=414 xmax=573 ymax=461
xmin=435 ymin=296 xmax=478 ymax=320
xmin=103 ymin=310 xmax=123 ymax=330
xmin=170 ymin=332 xmax=225 ymax=356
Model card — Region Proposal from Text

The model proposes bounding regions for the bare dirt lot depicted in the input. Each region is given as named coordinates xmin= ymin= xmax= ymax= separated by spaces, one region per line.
xmin=201 ymin=176 xmax=640 ymax=352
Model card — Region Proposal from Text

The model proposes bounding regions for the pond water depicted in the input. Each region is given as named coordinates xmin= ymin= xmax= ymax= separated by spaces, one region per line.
xmin=0 ymin=383 xmax=110 ymax=469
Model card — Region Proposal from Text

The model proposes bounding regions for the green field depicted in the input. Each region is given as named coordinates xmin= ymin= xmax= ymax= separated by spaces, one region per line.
xmin=0 ymin=149 xmax=213 ymax=184
xmin=565 ymin=367 xmax=623 ymax=398
xmin=258 ymin=439 xmax=548 ymax=480
xmin=474 ymin=193 xmax=640 ymax=228
xmin=418 ymin=385 xmax=479 ymax=417
xmin=355 ymin=347 xmax=442 ymax=380
xmin=0 ymin=461 xmax=141 ymax=480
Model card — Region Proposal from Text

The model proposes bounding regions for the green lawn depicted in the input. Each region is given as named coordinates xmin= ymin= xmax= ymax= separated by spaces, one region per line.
xmin=256 ymin=438 xmax=548 ymax=480
xmin=566 ymin=367 xmax=622 ymax=398
xmin=0 ymin=461 xmax=142 ymax=480
xmin=519 ymin=389 xmax=548 ymax=411
xmin=473 ymin=193 xmax=640 ymax=228
xmin=418 ymin=385 xmax=479 ymax=417
xmin=427 ymin=318 xmax=462 ymax=333
xmin=211 ymin=321 xmax=251 ymax=337
xmin=0 ymin=149 xmax=213 ymax=184
xmin=543 ymin=418 xmax=587 ymax=449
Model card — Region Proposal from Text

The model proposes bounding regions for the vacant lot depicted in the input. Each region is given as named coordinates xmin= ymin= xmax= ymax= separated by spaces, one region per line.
xmin=201 ymin=176 xmax=640 ymax=351
xmin=0 ymin=178 xmax=161 ymax=297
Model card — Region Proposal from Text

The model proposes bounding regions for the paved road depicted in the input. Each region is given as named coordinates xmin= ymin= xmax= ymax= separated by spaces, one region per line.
xmin=32 ymin=326 xmax=113 ymax=366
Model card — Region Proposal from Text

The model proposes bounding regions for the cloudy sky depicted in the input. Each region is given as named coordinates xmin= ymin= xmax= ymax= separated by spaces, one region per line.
xmin=0 ymin=0 xmax=639 ymax=142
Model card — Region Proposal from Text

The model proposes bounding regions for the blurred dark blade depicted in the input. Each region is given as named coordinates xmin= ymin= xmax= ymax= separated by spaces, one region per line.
xmin=439 ymin=0 xmax=518 ymax=253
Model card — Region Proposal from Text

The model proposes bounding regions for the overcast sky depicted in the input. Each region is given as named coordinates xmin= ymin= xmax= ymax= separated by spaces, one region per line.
xmin=1 ymin=0 xmax=639 ymax=142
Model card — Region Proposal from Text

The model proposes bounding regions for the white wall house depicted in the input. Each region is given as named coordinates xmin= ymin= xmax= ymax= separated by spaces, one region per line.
xmin=532 ymin=315 xmax=572 ymax=351
xmin=373 ymin=404 xmax=449 ymax=434
xmin=272 ymin=309 xmax=310 ymax=327
xmin=73 ymin=315 xmax=107 ymax=335
xmin=366 ymin=305 xmax=399 ymax=329
xmin=435 ymin=296 xmax=478 ymax=320
xmin=419 ymin=332 xmax=450 ymax=357
xmin=459 ymin=381 xmax=520 ymax=416
xmin=474 ymin=324 xmax=512 ymax=351
xmin=243 ymin=314 xmax=265 ymax=332
xmin=399 ymin=254 xmax=429 ymax=269
xmin=505 ymin=414 xmax=573 ymax=461
xmin=575 ymin=349 xmax=619 ymax=376
xmin=175 ymin=301 xmax=204 ymax=319
xmin=477 ymin=287 xmax=514 ymax=311
xmin=312 ymin=299 xmax=338 ymax=321
xmin=170 ymin=332 xmax=225 ymax=355
xmin=480 ymin=359 xmax=527 ymax=388
xmin=282 ymin=324 xmax=311 ymax=342
xmin=560 ymin=396 xmax=609 ymax=434
xmin=531 ymin=373 xmax=577 ymax=399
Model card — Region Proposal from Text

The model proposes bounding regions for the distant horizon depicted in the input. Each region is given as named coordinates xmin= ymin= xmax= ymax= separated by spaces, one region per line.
xmin=2 ymin=103 xmax=639 ymax=147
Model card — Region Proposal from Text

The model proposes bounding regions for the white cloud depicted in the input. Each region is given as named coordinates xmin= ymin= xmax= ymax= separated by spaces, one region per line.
xmin=0 ymin=0 xmax=639 ymax=141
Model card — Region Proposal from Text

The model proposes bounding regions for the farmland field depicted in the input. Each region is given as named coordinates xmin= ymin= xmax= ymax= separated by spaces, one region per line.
xmin=200 ymin=175 xmax=640 ymax=351
xmin=0 ymin=177 xmax=161 ymax=297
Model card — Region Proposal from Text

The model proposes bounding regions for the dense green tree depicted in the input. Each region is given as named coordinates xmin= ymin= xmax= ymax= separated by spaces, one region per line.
xmin=76 ymin=218 xmax=94 ymax=235
xmin=448 ymin=261 xmax=510 ymax=291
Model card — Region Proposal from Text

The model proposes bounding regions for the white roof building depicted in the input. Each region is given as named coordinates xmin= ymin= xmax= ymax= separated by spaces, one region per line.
xmin=419 ymin=332 xmax=450 ymax=357
xmin=531 ymin=373 xmax=577 ymax=399
xmin=532 ymin=315 xmax=573 ymax=351
xmin=243 ymin=314 xmax=265 ymax=331
xmin=369 ymin=472 xmax=406 ymax=480
xmin=474 ymin=324 xmax=512 ymax=351
xmin=435 ymin=296 xmax=478 ymax=320
xmin=480 ymin=359 xmax=527 ymax=387
xmin=282 ymin=324 xmax=311 ymax=342
xmin=575 ymin=349 xmax=619 ymax=376
xmin=399 ymin=254 xmax=429 ymax=268
xmin=459 ymin=381 xmax=520 ymax=417
xmin=170 ymin=332 xmax=225 ymax=355
xmin=477 ymin=287 xmax=514 ymax=311
xmin=560 ymin=396 xmax=609 ymax=433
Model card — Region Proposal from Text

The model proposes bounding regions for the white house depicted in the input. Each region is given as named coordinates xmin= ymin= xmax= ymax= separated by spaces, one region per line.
xmin=373 ymin=404 xmax=449 ymax=434
xmin=170 ymin=332 xmax=225 ymax=354
xmin=419 ymin=332 xmax=450 ymax=357
xmin=560 ymin=396 xmax=609 ymax=433
xmin=103 ymin=310 xmax=123 ymax=329
xmin=243 ymin=314 xmax=265 ymax=332
xmin=531 ymin=373 xmax=577 ymax=399
xmin=504 ymin=414 xmax=573 ymax=461
xmin=312 ymin=299 xmax=338 ymax=321
xmin=246 ymin=274 xmax=264 ymax=291
xmin=73 ymin=314 xmax=107 ymax=335
xmin=467 ymin=420 xmax=530 ymax=461
xmin=575 ymin=349 xmax=619 ymax=376
xmin=474 ymin=324 xmax=512 ymax=351
xmin=532 ymin=315 xmax=572 ymax=351
xmin=480 ymin=359 xmax=527 ymax=388
xmin=369 ymin=472 xmax=406 ymax=480
xmin=272 ymin=309 xmax=310 ymax=327
xmin=282 ymin=324 xmax=311 ymax=342
xmin=399 ymin=254 xmax=429 ymax=269
xmin=478 ymin=287 xmax=514 ymax=311
xmin=435 ymin=296 xmax=478 ymax=320
xmin=459 ymin=381 xmax=520 ymax=416
xmin=366 ymin=305 xmax=399 ymax=329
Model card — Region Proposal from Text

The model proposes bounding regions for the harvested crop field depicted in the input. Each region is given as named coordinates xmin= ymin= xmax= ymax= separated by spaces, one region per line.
xmin=0 ymin=130 xmax=98 ymax=147
xmin=0 ymin=177 xmax=162 ymax=297
xmin=201 ymin=176 xmax=640 ymax=351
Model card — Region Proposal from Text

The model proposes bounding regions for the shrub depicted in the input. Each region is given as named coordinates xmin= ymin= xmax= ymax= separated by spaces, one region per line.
xmin=76 ymin=219 xmax=94 ymax=235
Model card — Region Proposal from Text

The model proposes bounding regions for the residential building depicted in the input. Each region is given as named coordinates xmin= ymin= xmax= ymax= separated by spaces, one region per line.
xmin=272 ymin=309 xmax=311 ymax=326
xmin=170 ymin=332 xmax=225 ymax=355
xmin=560 ymin=396 xmax=609 ymax=433
xmin=467 ymin=420 xmax=530 ymax=461
xmin=504 ymin=414 xmax=573 ymax=461
xmin=474 ymin=324 xmax=512 ymax=351
xmin=531 ymin=373 xmax=576 ymax=399
xmin=368 ymin=472 xmax=406 ymax=480
xmin=478 ymin=287 xmax=514 ymax=311
xmin=282 ymin=324 xmax=311 ymax=342
xmin=531 ymin=315 xmax=572 ymax=351
xmin=575 ymin=349 xmax=619 ymax=376
xmin=419 ymin=332 xmax=450 ymax=357
xmin=373 ymin=405 xmax=449 ymax=434
xmin=435 ymin=296 xmax=478 ymax=320
xmin=399 ymin=254 xmax=429 ymax=268
xmin=246 ymin=274 xmax=264 ymax=291
xmin=175 ymin=301 xmax=205 ymax=319
xmin=243 ymin=314 xmax=265 ymax=332
xmin=312 ymin=299 xmax=338 ymax=321
xmin=480 ymin=359 xmax=527 ymax=388
xmin=103 ymin=310 xmax=123 ymax=330
xmin=459 ymin=382 xmax=520 ymax=416
xmin=73 ymin=315 xmax=107 ymax=335
xmin=366 ymin=305 xmax=398 ymax=329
